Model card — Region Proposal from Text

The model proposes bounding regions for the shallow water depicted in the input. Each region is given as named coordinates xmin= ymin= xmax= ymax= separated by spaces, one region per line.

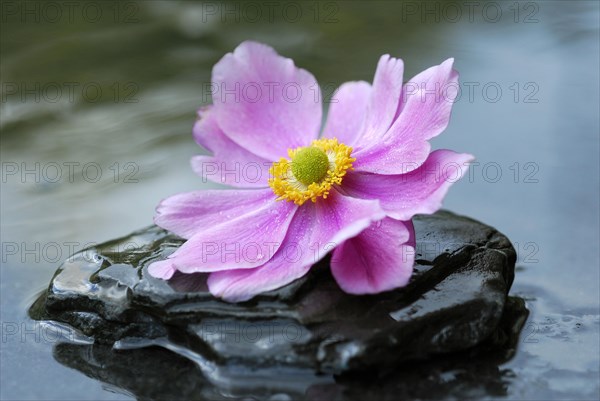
xmin=1 ymin=1 xmax=599 ymax=400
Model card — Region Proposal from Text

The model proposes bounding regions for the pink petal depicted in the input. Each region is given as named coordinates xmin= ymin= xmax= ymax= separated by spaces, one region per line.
xmin=206 ymin=257 xmax=312 ymax=303
xmin=153 ymin=196 xmax=298 ymax=275
xmin=353 ymin=59 xmax=459 ymax=174
xmin=360 ymin=55 xmax=404 ymax=142
xmin=292 ymin=190 xmax=387 ymax=259
xmin=208 ymin=190 xmax=386 ymax=302
xmin=323 ymin=56 xmax=403 ymax=149
xmin=343 ymin=150 xmax=474 ymax=221
xmin=330 ymin=218 xmax=415 ymax=294
xmin=147 ymin=259 xmax=177 ymax=280
xmin=191 ymin=107 xmax=271 ymax=188
xmin=212 ymin=41 xmax=322 ymax=160
xmin=322 ymin=81 xmax=371 ymax=146
xmin=154 ymin=188 xmax=275 ymax=239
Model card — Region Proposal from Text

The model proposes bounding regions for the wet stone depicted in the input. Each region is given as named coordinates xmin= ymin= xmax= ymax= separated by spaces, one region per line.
xmin=30 ymin=210 xmax=518 ymax=375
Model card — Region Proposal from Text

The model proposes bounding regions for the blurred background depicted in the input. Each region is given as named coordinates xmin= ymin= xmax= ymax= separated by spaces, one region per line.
xmin=1 ymin=0 xmax=599 ymax=399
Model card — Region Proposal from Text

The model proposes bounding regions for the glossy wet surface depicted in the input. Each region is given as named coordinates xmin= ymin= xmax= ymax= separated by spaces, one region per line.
xmin=29 ymin=211 xmax=518 ymax=383
xmin=1 ymin=1 xmax=599 ymax=400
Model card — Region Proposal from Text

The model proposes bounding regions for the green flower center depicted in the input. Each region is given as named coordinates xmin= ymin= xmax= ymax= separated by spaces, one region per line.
xmin=291 ymin=147 xmax=329 ymax=186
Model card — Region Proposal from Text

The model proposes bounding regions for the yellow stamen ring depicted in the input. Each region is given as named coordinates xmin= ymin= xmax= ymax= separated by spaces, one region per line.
xmin=268 ymin=138 xmax=355 ymax=205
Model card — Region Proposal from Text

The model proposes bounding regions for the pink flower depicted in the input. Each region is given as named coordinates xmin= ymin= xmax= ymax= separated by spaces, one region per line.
xmin=148 ymin=41 xmax=473 ymax=302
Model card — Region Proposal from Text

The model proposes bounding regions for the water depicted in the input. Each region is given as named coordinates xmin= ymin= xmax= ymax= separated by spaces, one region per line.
xmin=1 ymin=1 xmax=599 ymax=399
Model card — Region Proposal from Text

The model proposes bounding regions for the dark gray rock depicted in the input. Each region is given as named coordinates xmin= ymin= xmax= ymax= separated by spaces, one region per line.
xmin=49 ymin=297 xmax=528 ymax=400
xmin=30 ymin=210 xmax=518 ymax=376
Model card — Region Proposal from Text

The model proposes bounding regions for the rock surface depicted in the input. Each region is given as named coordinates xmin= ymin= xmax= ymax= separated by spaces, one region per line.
xmin=49 ymin=297 xmax=528 ymax=400
xmin=31 ymin=210 xmax=518 ymax=376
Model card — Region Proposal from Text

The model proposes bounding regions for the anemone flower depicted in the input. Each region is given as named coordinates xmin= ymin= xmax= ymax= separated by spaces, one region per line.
xmin=148 ymin=41 xmax=473 ymax=302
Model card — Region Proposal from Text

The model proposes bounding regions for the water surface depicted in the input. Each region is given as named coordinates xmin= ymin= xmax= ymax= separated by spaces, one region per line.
xmin=1 ymin=1 xmax=599 ymax=399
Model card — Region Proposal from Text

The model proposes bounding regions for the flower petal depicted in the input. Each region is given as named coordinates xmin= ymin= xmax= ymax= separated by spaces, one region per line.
xmin=152 ymin=196 xmax=298 ymax=276
xmin=324 ymin=56 xmax=404 ymax=148
xmin=360 ymin=54 xmax=404 ymax=142
xmin=207 ymin=190 xmax=386 ymax=302
xmin=353 ymin=58 xmax=459 ymax=174
xmin=212 ymin=41 xmax=322 ymax=160
xmin=147 ymin=259 xmax=177 ymax=280
xmin=206 ymin=257 xmax=312 ymax=303
xmin=330 ymin=218 xmax=415 ymax=294
xmin=343 ymin=150 xmax=474 ymax=220
xmin=154 ymin=188 xmax=275 ymax=239
xmin=322 ymin=81 xmax=371 ymax=146
xmin=191 ymin=107 xmax=271 ymax=188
